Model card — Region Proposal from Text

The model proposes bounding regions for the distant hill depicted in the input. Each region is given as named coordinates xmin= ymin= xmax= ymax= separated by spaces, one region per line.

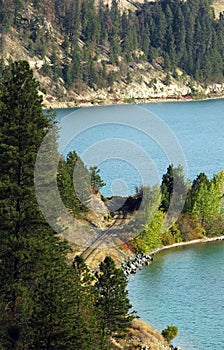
xmin=1 ymin=0 xmax=224 ymax=106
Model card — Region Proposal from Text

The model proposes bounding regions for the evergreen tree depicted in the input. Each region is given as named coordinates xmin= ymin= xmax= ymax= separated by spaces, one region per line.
xmin=172 ymin=6 xmax=186 ymax=65
xmin=0 ymin=60 xmax=55 ymax=348
xmin=160 ymin=164 xmax=175 ymax=212
xmin=95 ymin=256 xmax=133 ymax=338
xmin=87 ymin=59 xmax=97 ymax=88
xmin=162 ymin=325 xmax=178 ymax=344
xmin=164 ymin=25 xmax=176 ymax=69
xmin=141 ymin=23 xmax=151 ymax=60
xmin=160 ymin=164 xmax=186 ymax=213
xmin=57 ymin=151 xmax=89 ymax=215
xmin=50 ymin=46 xmax=62 ymax=80
xmin=64 ymin=0 xmax=81 ymax=42
xmin=0 ymin=61 xmax=105 ymax=349
xmin=108 ymin=0 xmax=121 ymax=64
xmin=72 ymin=256 xmax=107 ymax=350
xmin=150 ymin=2 xmax=167 ymax=49
xmin=71 ymin=48 xmax=82 ymax=84
xmin=90 ymin=166 xmax=106 ymax=193
xmin=29 ymin=238 xmax=80 ymax=350
xmin=182 ymin=5 xmax=195 ymax=74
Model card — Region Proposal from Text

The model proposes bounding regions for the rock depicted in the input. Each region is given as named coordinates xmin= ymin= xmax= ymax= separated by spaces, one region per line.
xmin=121 ymin=252 xmax=154 ymax=276
xmin=86 ymin=193 xmax=110 ymax=228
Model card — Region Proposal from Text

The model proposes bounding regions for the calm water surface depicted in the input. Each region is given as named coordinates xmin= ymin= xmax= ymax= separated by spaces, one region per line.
xmin=127 ymin=241 xmax=224 ymax=350
xmin=56 ymin=99 xmax=224 ymax=196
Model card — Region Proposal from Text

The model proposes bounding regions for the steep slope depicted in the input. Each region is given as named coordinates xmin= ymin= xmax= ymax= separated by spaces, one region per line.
xmin=2 ymin=0 xmax=224 ymax=107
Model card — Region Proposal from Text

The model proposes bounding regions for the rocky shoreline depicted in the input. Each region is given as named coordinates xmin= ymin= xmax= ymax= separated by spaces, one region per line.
xmin=121 ymin=253 xmax=154 ymax=276
xmin=121 ymin=235 xmax=224 ymax=276
xmin=44 ymin=93 xmax=224 ymax=110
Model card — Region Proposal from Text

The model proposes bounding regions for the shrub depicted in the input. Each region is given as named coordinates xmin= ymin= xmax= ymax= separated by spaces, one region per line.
xmin=161 ymin=325 xmax=178 ymax=344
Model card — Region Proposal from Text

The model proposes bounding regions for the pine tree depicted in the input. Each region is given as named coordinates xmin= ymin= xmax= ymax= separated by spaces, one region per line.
xmin=0 ymin=60 xmax=55 ymax=348
xmin=160 ymin=164 xmax=186 ymax=213
xmin=29 ymin=238 xmax=80 ymax=350
xmin=95 ymin=256 xmax=133 ymax=339
xmin=72 ymin=256 xmax=107 ymax=350
xmin=164 ymin=26 xmax=176 ymax=70
xmin=173 ymin=6 xmax=186 ymax=65
xmin=57 ymin=151 xmax=89 ymax=216
xmin=150 ymin=2 xmax=167 ymax=49
xmin=0 ymin=61 xmax=103 ymax=349
xmin=90 ymin=166 xmax=106 ymax=193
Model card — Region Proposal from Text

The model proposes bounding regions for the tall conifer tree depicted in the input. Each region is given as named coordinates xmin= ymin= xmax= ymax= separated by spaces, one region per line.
xmin=0 ymin=61 xmax=101 ymax=349
xmin=95 ymin=256 xmax=133 ymax=339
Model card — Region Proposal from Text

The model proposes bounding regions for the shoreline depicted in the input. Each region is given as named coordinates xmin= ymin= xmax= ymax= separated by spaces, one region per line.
xmin=150 ymin=235 xmax=224 ymax=257
xmin=126 ymin=235 xmax=224 ymax=350
xmin=45 ymin=93 xmax=224 ymax=110
xmin=122 ymin=235 xmax=224 ymax=276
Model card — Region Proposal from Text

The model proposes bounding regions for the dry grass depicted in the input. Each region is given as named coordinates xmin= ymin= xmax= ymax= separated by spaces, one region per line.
xmin=112 ymin=318 xmax=170 ymax=350
xmin=212 ymin=0 xmax=224 ymax=18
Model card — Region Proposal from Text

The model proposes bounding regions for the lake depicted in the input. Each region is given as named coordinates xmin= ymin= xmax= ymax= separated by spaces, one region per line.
xmin=127 ymin=240 xmax=224 ymax=350
xmin=55 ymin=99 xmax=224 ymax=349
xmin=56 ymin=99 xmax=224 ymax=197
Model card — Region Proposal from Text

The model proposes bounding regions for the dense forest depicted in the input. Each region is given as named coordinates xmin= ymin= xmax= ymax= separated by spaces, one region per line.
xmin=0 ymin=61 xmax=133 ymax=349
xmin=1 ymin=0 xmax=224 ymax=91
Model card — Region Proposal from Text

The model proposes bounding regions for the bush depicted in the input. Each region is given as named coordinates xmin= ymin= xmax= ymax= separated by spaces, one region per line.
xmin=161 ymin=325 xmax=178 ymax=344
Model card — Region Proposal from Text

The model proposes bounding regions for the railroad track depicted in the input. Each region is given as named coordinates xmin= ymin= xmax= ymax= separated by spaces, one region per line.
xmin=81 ymin=215 xmax=123 ymax=261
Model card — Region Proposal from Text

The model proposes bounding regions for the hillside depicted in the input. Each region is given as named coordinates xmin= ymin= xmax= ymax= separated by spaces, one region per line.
xmin=213 ymin=0 xmax=224 ymax=17
xmin=2 ymin=0 xmax=224 ymax=107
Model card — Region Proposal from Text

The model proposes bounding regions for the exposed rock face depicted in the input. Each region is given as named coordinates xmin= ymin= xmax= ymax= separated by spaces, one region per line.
xmin=87 ymin=193 xmax=110 ymax=228
xmin=205 ymin=82 xmax=224 ymax=95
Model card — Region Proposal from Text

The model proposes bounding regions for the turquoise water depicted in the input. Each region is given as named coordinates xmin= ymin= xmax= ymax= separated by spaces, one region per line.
xmin=127 ymin=241 xmax=224 ymax=350
xmin=55 ymin=99 xmax=224 ymax=197
xmin=55 ymin=100 xmax=224 ymax=349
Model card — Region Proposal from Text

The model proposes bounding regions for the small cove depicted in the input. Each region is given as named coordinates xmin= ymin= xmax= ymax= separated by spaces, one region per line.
xmin=127 ymin=240 xmax=224 ymax=350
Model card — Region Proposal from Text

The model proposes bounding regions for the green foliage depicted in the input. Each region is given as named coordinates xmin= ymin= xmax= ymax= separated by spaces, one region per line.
xmin=3 ymin=0 xmax=224 ymax=88
xmin=162 ymin=223 xmax=182 ymax=245
xmin=0 ymin=60 xmax=51 ymax=235
xmin=142 ymin=185 xmax=161 ymax=226
xmin=177 ymin=213 xmax=205 ymax=241
xmin=133 ymin=165 xmax=224 ymax=252
xmin=95 ymin=256 xmax=133 ymax=338
xmin=183 ymin=172 xmax=224 ymax=235
xmin=0 ymin=60 xmax=79 ymax=349
xmin=72 ymin=256 xmax=107 ymax=350
xmin=57 ymin=151 xmax=89 ymax=216
xmin=90 ymin=166 xmax=106 ymax=193
xmin=132 ymin=210 xmax=164 ymax=253
xmin=0 ymin=60 xmax=123 ymax=350
xmin=161 ymin=325 xmax=178 ymax=344
xmin=160 ymin=164 xmax=187 ymax=213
